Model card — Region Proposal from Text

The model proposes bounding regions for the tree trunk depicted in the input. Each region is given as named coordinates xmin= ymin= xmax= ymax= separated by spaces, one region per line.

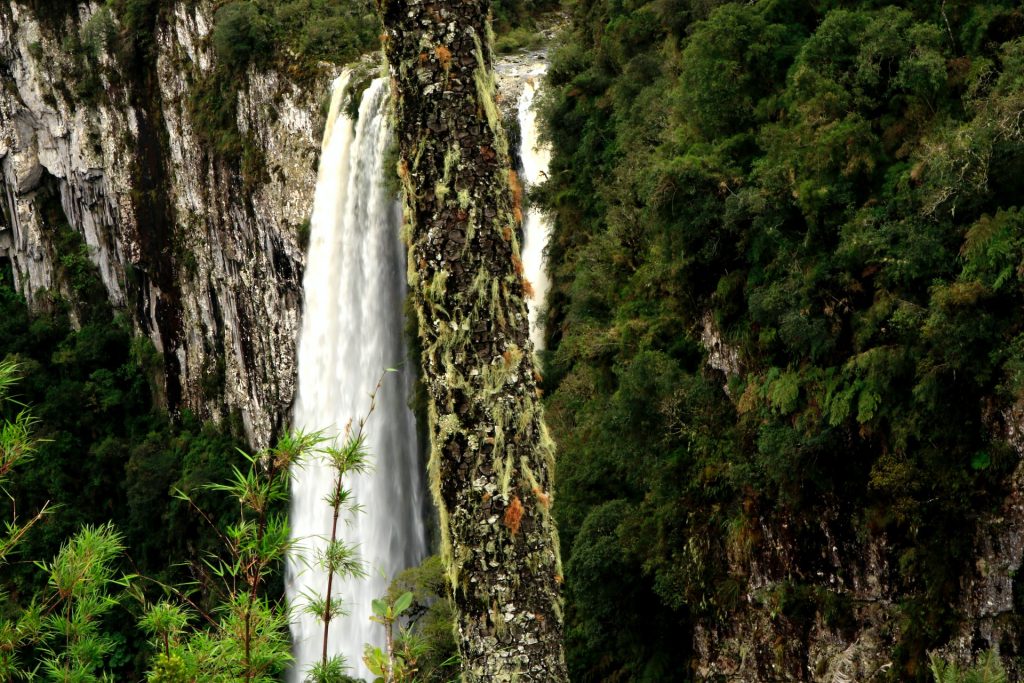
xmin=379 ymin=2 xmax=569 ymax=680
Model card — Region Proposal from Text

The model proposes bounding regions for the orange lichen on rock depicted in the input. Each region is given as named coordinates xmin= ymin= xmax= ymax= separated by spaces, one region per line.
xmin=532 ymin=486 xmax=551 ymax=508
xmin=522 ymin=277 xmax=535 ymax=300
xmin=504 ymin=496 xmax=524 ymax=536
xmin=435 ymin=44 xmax=453 ymax=69
xmin=509 ymin=170 xmax=524 ymax=223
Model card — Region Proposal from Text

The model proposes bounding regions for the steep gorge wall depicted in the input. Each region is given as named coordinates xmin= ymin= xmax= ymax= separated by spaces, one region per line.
xmin=694 ymin=321 xmax=1024 ymax=681
xmin=0 ymin=0 xmax=332 ymax=446
xmin=689 ymin=467 xmax=1024 ymax=682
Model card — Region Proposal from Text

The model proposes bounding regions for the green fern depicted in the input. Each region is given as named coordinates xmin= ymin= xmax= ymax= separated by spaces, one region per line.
xmin=930 ymin=651 xmax=1007 ymax=683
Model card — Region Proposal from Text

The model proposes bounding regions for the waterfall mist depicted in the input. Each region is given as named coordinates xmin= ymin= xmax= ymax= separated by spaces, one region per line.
xmin=517 ymin=66 xmax=553 ymax=351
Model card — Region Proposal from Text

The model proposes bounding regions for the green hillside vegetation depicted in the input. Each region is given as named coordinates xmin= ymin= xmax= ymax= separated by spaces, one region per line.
xmin=540 ymin=0 xmax=1024 ymax=679
xmin=0 ymin=260 xmax=250 ymax=678
xmin=9 ymin=0 xmax=1024 ymax=679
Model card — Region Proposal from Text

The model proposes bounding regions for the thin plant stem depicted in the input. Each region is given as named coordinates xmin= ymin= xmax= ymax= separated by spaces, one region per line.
xmin=318 ymin=373 xmax=386 ymax=671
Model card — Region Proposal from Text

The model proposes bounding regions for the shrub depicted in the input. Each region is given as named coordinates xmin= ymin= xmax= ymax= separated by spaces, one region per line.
xmin=80 ymin=5 xmax=116 ymax=59
xmin=212 ymin=1 xmax=273 ymax=70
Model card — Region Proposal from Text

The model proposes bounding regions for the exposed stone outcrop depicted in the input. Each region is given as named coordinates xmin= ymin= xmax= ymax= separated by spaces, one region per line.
xmin=0 ymin=0 xmax=334 ymax=446
xmin=692 ymin=505 xmax=899 ymax=682
xmin=692 ymin=338 xmax=1024 ymax=680
xmin=933 ymin=402 xmax=1024 ymax=679
xmin=693 ymin=469 xmax=1024 ymax=682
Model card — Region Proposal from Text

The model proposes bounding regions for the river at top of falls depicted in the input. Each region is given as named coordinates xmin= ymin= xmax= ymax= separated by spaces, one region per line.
xmin=286 ymin=72 xmax=426 ymax=682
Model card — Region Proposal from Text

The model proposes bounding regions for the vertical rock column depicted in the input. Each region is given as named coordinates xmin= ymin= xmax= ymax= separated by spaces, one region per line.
xmin=0 ymin=1 xmax=326 ymax=448
xmin=380 ymin=1 xmax=568 ymax=680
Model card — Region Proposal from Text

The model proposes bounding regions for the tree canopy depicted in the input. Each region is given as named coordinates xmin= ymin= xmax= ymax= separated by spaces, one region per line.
xmin=540 ymin=1 xmax=1024 ymax=679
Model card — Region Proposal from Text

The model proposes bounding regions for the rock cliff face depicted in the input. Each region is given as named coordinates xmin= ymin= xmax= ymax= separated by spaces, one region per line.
xmin=693 ymin=327 xmax=1024 ymax=681
xmin=0 ymin=0 xmax=333 ymax=446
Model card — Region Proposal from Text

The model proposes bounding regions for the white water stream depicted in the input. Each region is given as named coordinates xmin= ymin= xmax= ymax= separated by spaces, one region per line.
xmin=287 ymin=73 xmax=426 ymax=682
xmin=288 ymin=64 xmax=554 ymax=682
xmin=517 ymin=66 xmax=553 ymax=351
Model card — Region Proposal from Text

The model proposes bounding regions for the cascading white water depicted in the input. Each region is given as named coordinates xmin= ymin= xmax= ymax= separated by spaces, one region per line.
xmin=287 ymin=61 xmax=552 ymax=682
xmin=287 ymin=73 xmax=427 ymax=682
xmin=517 ymin=66 xmax=554 ymax=351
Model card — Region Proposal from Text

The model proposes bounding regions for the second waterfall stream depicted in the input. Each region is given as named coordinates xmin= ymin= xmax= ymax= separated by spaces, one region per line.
xmin=287 ymin=72 xmax=426 ymax=682
xmin=287 ymin=63 xmax=554 ymax=680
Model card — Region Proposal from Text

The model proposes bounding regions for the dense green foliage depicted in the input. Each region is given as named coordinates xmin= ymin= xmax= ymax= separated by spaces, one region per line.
xmin=261 ymin=0 xmax=381 ymax=66
xmin=492 ymin=0 xmax=556 ymax=31
xmin=541 ymin=0 xmax=1024 ymax=679
xmin=0 ymin=272 xmax=248 ymax=676
xmin=383 ymin=555 xmax=459 ymax=682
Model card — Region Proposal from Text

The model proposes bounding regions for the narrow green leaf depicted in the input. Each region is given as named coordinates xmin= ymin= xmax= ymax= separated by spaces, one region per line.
xmin=393 ymin=591 xmax=413 ymax=616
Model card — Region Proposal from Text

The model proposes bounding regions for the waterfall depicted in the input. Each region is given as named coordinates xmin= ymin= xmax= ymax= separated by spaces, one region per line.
xmin=517 ymin=66 xmax=553 ymax=351
xmin=287 ymin=72 xmax=427 ymax=682
xmin=287 ymin=61 xmax=552 ymax=681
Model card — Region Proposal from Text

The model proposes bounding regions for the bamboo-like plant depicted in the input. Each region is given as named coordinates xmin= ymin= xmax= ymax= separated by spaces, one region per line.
xmin=0 ymin=520 xmax=132 ymax=682
xmin=0 ymin=359 xmax=53 ymax=680
xmin=0 ymin=358 xmax=48 ymax=565
xmin=35 ymin=523 xmax=133 ymax=682
xmin=138 ymin=430 xmax=326 ymax=683
xmin=930 ymin=650 xmax=1008 ymax=683
xmin=302 ymin=373 xmax=390 ymax=683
